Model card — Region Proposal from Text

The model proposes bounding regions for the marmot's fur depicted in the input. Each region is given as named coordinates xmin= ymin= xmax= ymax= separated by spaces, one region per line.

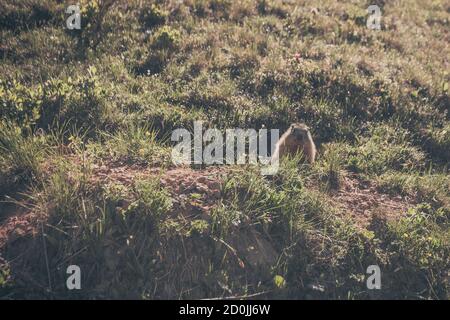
xmin=271 ymin=123 xmax=316 ymax=164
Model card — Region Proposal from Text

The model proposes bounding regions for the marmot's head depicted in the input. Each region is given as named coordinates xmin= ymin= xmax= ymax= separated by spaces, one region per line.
xmin=289 ymin=123 xmax=310 ymax=142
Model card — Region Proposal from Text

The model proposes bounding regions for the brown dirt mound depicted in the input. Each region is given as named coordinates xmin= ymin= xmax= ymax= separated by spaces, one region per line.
xmin=0 ymin=203 xmax=39 ymax=249
xmin=0 ymin=163 xmax=228 ymax=250
xmin=0 ymin=162 xmax=414 ymax=252
xmin=89 ymin=163 xmax=279 ymax=271
xmin=331 ymin=172 xmax=413 ymax=228
xmin=89 ymin=162 xmax=226 ymax=219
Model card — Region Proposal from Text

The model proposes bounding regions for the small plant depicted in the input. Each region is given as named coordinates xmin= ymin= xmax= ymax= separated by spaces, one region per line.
xmin=1 ymin=68 xmax=108 ymax=130
xmin=0 ymin=79 xmax=43 ymax=127
xmin=151 ymin=26 xmax=181 ymax=50
xmin=423 ymin=124 xmax=450 ymax=163
xmin=0 ymin=259 xmax=12 ymax=295
xmin=63 ymin=0 xmax=116 ymax=51
xmin=135 ymin=50 xmax=170 ymax=75
xmin=314 ymin=143 xmax=344 ymax=191
xmin=134 ymin=179 xmax=173 ymax=218
xmin=139 ymin=4 xmax=167 ymax=29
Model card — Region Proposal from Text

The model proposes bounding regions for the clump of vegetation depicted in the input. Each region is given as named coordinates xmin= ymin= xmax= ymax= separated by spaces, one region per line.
xmin=315 ymin=142 xmax=344 ymax=190
xmin=422 ymin=124 xmax=450 ymax=164
xmin=376 ymin=172 xmax=450 ymax=208
xmin=0 ymin=79 xmax=44 ymax=127
xmin=11 ymin=165 xmax=175 ymax=298
xmin=151 ymin=26 xmax=181 ymax=49
xmin=97 ymin=123 xmax=171 ymax=165
xmin=131 ymin=26 xmax=181 ymax=75
xmin=0 ymin=121 xmax=48 ymax=193
xmin=139 ymin=4 xmax=168 ymax=29
xmin=0 ymin=67 xmax=110 ymax=130
xmin=346 ymin=124 xmax=426 ymax=175
xmin=376 ymin=203 xmax=449 ymax=298
xmin=0 ymin=0 xmax=62 ymax=31
xmin=68 ymin=0 xmax=117 ymax=50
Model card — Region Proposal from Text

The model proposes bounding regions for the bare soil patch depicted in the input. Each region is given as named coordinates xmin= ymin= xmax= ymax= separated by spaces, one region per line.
xmin=331 ymin=172 xmax=413 ymax=228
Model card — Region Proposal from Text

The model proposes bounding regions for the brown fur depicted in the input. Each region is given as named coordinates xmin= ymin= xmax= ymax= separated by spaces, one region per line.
xmin=271 ymin=123 xmax=316 ymax=163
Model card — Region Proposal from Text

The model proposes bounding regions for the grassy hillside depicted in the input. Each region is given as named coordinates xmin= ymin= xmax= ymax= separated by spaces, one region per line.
xmin=0 ymin=0 xmax=449 ymax=299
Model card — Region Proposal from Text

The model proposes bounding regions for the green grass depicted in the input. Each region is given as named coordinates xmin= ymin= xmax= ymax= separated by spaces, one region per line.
xmin=0 ymin=0 xmax=448 ymax=299
xmin=0 ymin=121 xmax=48 ymax=194
xmin=96 ymin=123 xmax=171 ymax=165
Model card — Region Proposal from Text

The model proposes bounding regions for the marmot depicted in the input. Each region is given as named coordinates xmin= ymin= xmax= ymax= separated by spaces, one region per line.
xmin=271 ymin=123 xmax=316 ymax=164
